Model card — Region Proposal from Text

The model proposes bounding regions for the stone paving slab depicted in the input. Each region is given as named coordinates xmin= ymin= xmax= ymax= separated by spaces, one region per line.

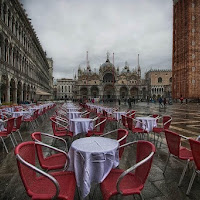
xmin=0 ymin=102 xmax=200 ymax=199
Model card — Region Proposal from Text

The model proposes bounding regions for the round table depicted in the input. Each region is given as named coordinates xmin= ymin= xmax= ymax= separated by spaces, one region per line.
xmin=69 ymin=118 xmax=94 ymax=135
xmin=66 ymin=112 xmax=81 ymax=120
xmin=135 ymin=116 xmax=157 ymax=132
xmin=12 ymin=111 xmax=31 ymax=119
xmin=68 ymin=137 xmax=119 ymax=198
xmin=113 ymin=111 xmax=126 ymax=121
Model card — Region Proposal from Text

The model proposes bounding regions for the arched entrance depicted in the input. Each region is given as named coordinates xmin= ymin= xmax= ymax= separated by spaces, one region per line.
xmin=1 ymin=75 xmax=8 ymax=103
xmin=120 ymin=87 xmax=128 ymax=99
xmin=91 ymin=86 xmax=99 ymax=98
xmin=103 ymin=84 xmax=116 ymax=101
xmin=10 ymin=78 xmax=16 ymax=103
xmin=17 ymin=81 xmax=22 ymax=103
xmin=80 ymin=87 xmax=88 ymax=100
xmin=130 ymin=87 xmax=139 ymax=99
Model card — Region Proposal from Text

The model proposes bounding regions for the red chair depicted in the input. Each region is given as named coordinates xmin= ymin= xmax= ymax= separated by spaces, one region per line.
xmin=12 ymin=116 xmax=23 ymax=144
xmin=23 ymin=110 xmax=37 ymax=130
xmin=86 ymin=117 xmax=107 ymax=137
xmin=101 ymin=129 xmax=128 ymax=160
xmin=15 ymin=141 xmax=76 ymax=199
xmin=31 ymin=132 xmax=69 ymax=171
xmin=50 ymin=116 xmax=73 ymax=138
xmin=121 ymin=115 xmax=128 ymax=129
xmin=100 ymin=140 xmax=155 ymax=200
xmin=186 ymin=139 xmax=200 ymax=195
xmin=126 ymin=116 xmax=147 ymax=140
xmin=0 ymin=117 xmax=15 ymax=153
xmin=163 ymin=130 xmax=193 ymax=186
xmin=153 ymin=116 xmax=172 ymax=147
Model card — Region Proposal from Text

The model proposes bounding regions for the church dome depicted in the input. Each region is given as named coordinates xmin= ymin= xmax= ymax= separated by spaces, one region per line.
xmin=100 ymin=59 xmax=115 ymax=70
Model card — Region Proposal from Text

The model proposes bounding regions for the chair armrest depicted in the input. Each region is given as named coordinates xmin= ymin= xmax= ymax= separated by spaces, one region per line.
xmin=40 ymin=132 xmax=68 ymax=152
xmin=56 ymin=116 xmax=69 ymax=124
xmin=93 ymin=118 xmax=107 ymax=129
xmin=16 ymin=154 xmax=60 ymax=199
xmin=35 ymin=141 xmax=70 ymax=171
xmin=164 ymin=117 xmax=172 ymax=126
xmin=51 ymin=119 xmax=69 ymax=130
xmin=116 ymin=151 xmax=155 ymax=194
xmin=100 ymin=129 xmax=118 ymax=137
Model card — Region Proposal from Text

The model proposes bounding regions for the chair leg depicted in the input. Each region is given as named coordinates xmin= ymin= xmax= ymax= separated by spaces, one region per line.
xmin=17 ymin=130 xmax=23 ymax=141
xmin=139 ymin=193 xmax=144 ymax=200
xmin=186 ymin=169 xmax=197 ymax=195
xmin=178 ymin=159 xmax=190 ymax=186
xmin=9 ymin=135 xmax=16 ymax=147
xmin=163 ymin=153 xmax=170 ymax=174
xmin=0 ymin=137 xmax=9 ymax=153
xmin=11 ymin=133 xmax=18 ymax=145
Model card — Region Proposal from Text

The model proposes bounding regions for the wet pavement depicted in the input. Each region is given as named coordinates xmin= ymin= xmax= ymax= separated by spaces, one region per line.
xmin=0 ymin=101 xmax=200 ymax=200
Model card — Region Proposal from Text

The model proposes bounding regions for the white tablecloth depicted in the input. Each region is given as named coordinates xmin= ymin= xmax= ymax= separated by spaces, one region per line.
xmin=113 ymin=111 xmax=126 ymax=121
xmin=66 ymin=112 xmax=81 ymax=120
xmin=136 ymin=117 xmax=157 ymax=132
xmin=69 ymin=118 xmax=93 ymax=135
xmin=68 ymin=137 xmax=119 ymax=198
xmin=0 ymin=119 xmax=5 ymax=131
xmin=12 ymin=111 xmax=31 ymax=119
xmin=66 ymin=108 xmax=80 ymax=112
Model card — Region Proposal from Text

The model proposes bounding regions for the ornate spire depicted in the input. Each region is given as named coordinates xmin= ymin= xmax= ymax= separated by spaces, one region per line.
xmin=106 ymin=51 xmax=110 ymax=62
xmin=137 ymin=54 xmax=141 ymax=77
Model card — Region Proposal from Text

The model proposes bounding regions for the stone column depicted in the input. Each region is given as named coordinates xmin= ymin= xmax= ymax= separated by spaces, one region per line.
xmin=5 ymin=85 xmax=10 ymax=104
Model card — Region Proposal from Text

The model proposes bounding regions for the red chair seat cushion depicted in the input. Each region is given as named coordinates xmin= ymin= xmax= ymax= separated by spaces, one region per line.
xmin=132 ymin=127 xmax=147 ymax=133
xmin=29 ymin=171 xmax=76 ymax=200
xmin=86 ymin=130 xmax=103 ymax=137
xmin=101 ymin=168 xmax=143 ymax=200
xmin=23 ymin=117 xmax=34 ymax=122
xmin=12 ymin=127 xmax=19 ymax=132
xmin=152 ymin=127 xmax=164 ymax=133
xmin=0 ymin=130 xmax=8 ymax=136
xmin=42 ymin=153 xmax=67 ymax=170
xmin=179 ymin=147 xmax=193 ymax=160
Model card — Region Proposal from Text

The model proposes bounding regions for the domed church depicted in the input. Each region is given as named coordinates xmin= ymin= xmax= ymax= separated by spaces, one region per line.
xmin=74 ymin=52 xmax=147 ymax=101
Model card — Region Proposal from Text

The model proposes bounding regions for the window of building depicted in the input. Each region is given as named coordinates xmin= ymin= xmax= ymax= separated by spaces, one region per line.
xmin=169 ymin=77 xmax=172 ymax=82
xmin=158 ymin=77 xmax=162 ymax=83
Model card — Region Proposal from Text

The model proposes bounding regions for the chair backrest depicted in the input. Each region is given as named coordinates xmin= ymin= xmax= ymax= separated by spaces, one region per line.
xmin=189 ymin=139 xmax=200 ymax=170
xmin=50 ymin=116 xmax=57 ymax=133
xmin=163 ymin=116 xmax=172 ymax=129
xmin=152 ymin=114 xmax=159 ymax=123
xmin=121 ymin=115 xmax=126 ymax=127
xmin=6 ymin=117 xmax=15 ymax=134
xmin=15 ymin=116 xmax=23 ymax=129
xmin=126 ymin=117 xmax=133 ymax=131
xmin=164 ymin=130 xmax=181 ymax=157
xmin=135 ymin=141 xmax=156 ymax=184
xmin=31 ymin=132 xmax=45 ymax=166
xmin=99 ymin=117 xmax=107 ymax=133
xmin=15 ymin=141 xmax=37 ymax=191
xmin=117 ymin=129 xmax=128 ymax=160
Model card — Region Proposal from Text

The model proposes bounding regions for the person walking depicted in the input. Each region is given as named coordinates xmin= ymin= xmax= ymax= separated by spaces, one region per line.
xmin=159 ymin=97 xmax=163 ymax=108
xmin=128 ymin=97 xmax=132 ymax=109
xmin=180 ymin=95 xmax=184 ymax=104
xmin=163 ymin=97 xmax=167 ymax=107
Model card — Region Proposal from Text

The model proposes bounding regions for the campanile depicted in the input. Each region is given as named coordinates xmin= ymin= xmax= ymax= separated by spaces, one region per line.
xmin=172 ymin=0 xmax=200 ymax=99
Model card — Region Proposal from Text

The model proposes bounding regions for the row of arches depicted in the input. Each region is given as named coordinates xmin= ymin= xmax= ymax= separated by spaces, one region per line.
xmin=1 ymin=75 xmax=36 ymax=104
xmin=79 ymin=85 xmax=146 ymax=100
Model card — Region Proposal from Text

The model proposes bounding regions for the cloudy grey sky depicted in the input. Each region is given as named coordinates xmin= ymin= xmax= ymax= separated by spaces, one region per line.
xmin=21 ymin=0 xmax=173 ymax=79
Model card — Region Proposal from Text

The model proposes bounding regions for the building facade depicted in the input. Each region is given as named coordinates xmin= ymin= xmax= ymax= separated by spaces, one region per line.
xmin=74 ymin=53 xmax=147 ymax=101
xmin=172 ymin=0 xmax=200 ymax=99
xmin=0 ymin=0 xmax=53 ymax=104
xmin=145 ymin=69 xmax=172 ymax=100
xmin=56 ymin=78 xmax=75 ymax=100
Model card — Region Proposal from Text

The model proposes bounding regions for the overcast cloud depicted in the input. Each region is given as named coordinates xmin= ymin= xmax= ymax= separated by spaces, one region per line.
xmin=20 ymin=0 xmax=173 ymax=79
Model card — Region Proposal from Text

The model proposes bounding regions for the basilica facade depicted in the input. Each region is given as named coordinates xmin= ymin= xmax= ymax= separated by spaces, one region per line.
xmin=74 ymin=54 xmax=147 ymax=101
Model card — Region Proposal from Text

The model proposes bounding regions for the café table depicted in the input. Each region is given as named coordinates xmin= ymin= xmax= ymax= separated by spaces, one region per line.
xmin=135 ymin=116 xmax=157 ymax=132
xmin=113 ymin=111 xmax=126 ymax=121
xmin=12 ymin=111 xmax=31 ymax=119
xmin=67 ymin=111 xmax=81 ymax=120
xmin=0 ymin=119 xmax=5 ymax=131
xmin=69 ymin=118 xmax=93 ymax=136
xmin=68 ymin=137 xmax=119 ymax=198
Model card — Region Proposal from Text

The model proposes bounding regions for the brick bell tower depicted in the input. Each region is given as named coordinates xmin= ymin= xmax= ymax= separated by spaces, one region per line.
xmin=172 ymin=0 xmax=200 ymax=100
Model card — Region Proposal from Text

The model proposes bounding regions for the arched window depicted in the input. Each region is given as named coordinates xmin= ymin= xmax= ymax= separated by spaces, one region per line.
xmin=169 ymin=77 xmax=172 ymax=82
xmin=158 ymin=77 xmax=162 ymax=83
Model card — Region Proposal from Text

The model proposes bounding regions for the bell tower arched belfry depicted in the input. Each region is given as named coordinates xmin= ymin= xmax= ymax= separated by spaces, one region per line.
xmin=172 ymin=0 xmax=200 ymax=100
